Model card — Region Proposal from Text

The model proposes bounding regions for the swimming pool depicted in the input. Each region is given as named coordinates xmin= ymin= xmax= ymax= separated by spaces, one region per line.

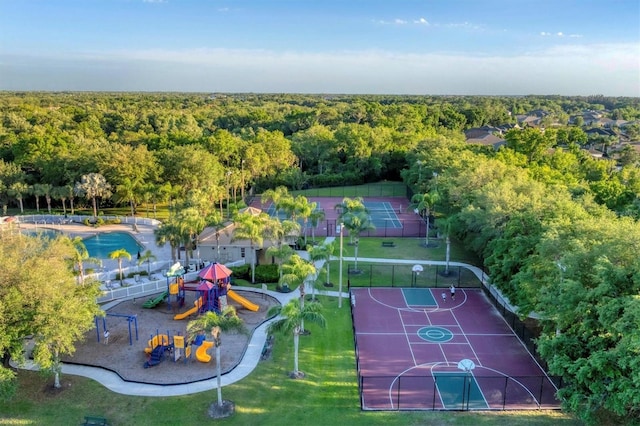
xmin=83 ymin=232 xmax=145 ymax=259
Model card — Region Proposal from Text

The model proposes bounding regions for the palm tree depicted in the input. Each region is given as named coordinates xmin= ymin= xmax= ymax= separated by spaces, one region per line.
xmin=154 ymin=219 xmax=183 ymax=262
xmin=186 ymin=307 xmax=247 ymax=414
xmin=108 ymin=249 xmax=132 ymax=286
xmin=67 ymin=236 xmax=102 ymax=285
xmin=114 ymin=177 xmax=142 ymax=218
xmin=307 ymin=242 xmax=334 ymax=299
xmin=335 ymin=197 xmax=368 ymax=244
xmin=137 ymin=249 xmax=157 ymax=275
xmin=65 ymin=184 xmax=76 ymax=215
xmin=8 ymin=182 xmax=28 ymax=213
xmin=267 ymin=299 xmax=326 ymax=379
xmin=307 ymin=207 xmax=326 ymax=243
xmin=232 ymin=211 xmax=270 ymax=283
xmin=340 ymin=211 xmax=375 ymax=272
xmin=31 ymin=183 xmax=49 ymax=212
xmin=42 ymin=183 xmax=53 ymax=214
xmin=298 ymin=199 xmax=316 ymax=246
xmin=281 ymin=254 xmax=316 ymax=332
xmin=411 ymin=191 xmax=440 ymax=248
xmin=261 ymin=185 xmax=290 ymax=216
xmin=74 ymin=173 xmax=112 ymax=219
xmin=436 ymin=217 xmax=454 ymax=276
xmin=176 ymin=207 xmax=206 ymax=269
xmin=266 ymin=244 xmax=294 ymax=280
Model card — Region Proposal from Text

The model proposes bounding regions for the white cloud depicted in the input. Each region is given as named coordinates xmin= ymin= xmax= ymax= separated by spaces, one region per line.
xmin=1 ymin=42 xmax=638 ymax=96
xmin=557 ymin=32 xmax=564 ymax=37
xmin=374 ymin=17 xmax=429 ymax=26
xmin=142 ymin=0 xmax=167 ymax=3
xmin=540 ymin=32 xmax=551 ymax=36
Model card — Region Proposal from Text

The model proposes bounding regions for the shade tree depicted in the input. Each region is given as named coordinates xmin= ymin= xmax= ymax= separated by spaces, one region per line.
xmin=0 ymin=232 xmax=102 ymax=395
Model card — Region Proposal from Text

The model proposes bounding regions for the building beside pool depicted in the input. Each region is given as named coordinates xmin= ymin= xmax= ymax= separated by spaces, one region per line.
xmin=197 ymin=206 xmax=298 ymax=266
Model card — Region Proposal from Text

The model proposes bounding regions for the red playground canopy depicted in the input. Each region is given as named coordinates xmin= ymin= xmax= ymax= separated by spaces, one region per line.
xmin=198 ymin=262 xmax=233 ymax=282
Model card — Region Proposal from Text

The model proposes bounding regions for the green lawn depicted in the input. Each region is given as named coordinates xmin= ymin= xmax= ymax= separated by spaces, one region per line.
xmin=0 ymin=295 xmax=579 ymax=426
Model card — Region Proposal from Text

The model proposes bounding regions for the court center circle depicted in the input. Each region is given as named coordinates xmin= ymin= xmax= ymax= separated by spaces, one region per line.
xmin=418 ymin=326 xmax=453 ymax=343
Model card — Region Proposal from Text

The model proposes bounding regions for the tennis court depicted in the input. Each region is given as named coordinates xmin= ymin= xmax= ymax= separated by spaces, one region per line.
xmin=351 ymin=287 xmax=561 ymax=411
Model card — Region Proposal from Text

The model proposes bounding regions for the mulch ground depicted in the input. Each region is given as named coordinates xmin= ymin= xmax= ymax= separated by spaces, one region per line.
xmin=62 ymin=290 xmax=279 ymax=385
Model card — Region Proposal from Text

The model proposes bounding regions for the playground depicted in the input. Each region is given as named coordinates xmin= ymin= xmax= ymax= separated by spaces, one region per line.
xmin=62 ymin=286 xmax=278 ymax=385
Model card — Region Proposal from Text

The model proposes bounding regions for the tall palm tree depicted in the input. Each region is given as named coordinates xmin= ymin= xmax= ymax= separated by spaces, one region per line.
xmin=154 ymin=219 xmax=182 ymax=262
xmin=74 ymin=173 xmax=112 ymax=219
xmin=267 ymin=299 xmax=326 ymax=379
xmin=186 ymin=307 xmax=247 ymax=412
xmin=261 ymin=186 xmax=290 ymax=215
xmin=307 ymin=207 xmax=326 ymax=243
xmin=298 ymin=199 xmax=316 ymax=246
xmin=67 ymin=236 xmax=102 ymax=285
xmin=266 ymin=244 xmax=294 ymax=280
xmin=65 ymin=184 xmax=76 ymax=215
xmin=340 ymin=211 xmax=375 ymax=272
xmin=114 ymin=177 xmax=142 ymax=218
xmin=137 ymin=249 xmax=157 ymax=275
xmin=411 ymin=191 xmax=440 ymax=248
xmin=308 ymin=242 xmax=335 ymax=290
xmin=108 ymin=249 xmax=132 ymax=286
xmin=31 ymin=183 xmax=48 ymax=213
xmin=232 ymin=211 xmax=270 ymax=283
xmin=176 ymin=207 xmax=206 ymax=269
xmin=436 ymin=217 xmax=455 ymax=276
xmin=8 ymin=182 xmax=28 ymax=214
xmin=281 ymin=254 xmax=316 ymax=331
xmin=42 ymin=183 xmax=53 ymax=214
xmin=335 ymin=197 xmax=368 ymax=244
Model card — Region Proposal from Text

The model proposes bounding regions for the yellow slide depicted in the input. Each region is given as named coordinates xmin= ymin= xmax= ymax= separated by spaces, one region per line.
xmin=195 ymin=341 xmax=214 ymax=363
xmin=173 ymin=297 xmax=203 ymax=320
xmin=227 ymin=290 xmax=259 ymax=312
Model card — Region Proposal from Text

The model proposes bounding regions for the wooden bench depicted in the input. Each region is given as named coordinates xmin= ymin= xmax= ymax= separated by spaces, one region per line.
xmin=381 ymin=241 xmax=396 ymax=247
xmin=83 ymin=415 xmax=108 ymax=425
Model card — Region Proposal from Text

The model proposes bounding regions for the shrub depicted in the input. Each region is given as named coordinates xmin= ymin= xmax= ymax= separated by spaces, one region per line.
xmin=254 ymin=264 xmax=279 ymax=283
xmin=230 ymin=264 xmax=250 ymax=280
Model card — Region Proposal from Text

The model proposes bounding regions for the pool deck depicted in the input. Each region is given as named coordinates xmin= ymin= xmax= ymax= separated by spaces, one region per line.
xmin=15 ymin=221 xmax=173 ymax=285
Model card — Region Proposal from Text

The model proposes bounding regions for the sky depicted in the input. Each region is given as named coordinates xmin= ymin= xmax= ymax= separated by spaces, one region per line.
xmin=0 ymin=0 xmax=639 ymax=96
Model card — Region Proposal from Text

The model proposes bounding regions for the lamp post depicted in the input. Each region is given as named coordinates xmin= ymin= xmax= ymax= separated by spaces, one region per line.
xmin=338 ymin=222 xmax=344 ymax=308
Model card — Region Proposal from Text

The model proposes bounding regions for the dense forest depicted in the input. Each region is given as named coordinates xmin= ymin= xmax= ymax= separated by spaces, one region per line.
xmin=1 ymin=92 xmax=639 ymax=423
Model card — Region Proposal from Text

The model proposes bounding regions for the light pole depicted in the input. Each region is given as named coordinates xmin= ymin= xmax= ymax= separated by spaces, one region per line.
xmin=338 ymin=222 xmax=344 ymax=308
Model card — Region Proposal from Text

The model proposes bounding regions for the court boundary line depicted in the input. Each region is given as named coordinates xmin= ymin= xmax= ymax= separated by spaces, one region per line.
xmin=488 ymin=292 xmax=561 ymax=394
xmin=354 ymin=288 xmax=555 ymax=410
xmin=434 ymin=370 xmax=490 ymax=410
xmin=384 ymin=361 xmax=542 ymax=410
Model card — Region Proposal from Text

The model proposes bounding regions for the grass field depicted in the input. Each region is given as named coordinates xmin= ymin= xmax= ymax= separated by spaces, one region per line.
xmin=0 ymin=296 xmax=579 ymax=426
